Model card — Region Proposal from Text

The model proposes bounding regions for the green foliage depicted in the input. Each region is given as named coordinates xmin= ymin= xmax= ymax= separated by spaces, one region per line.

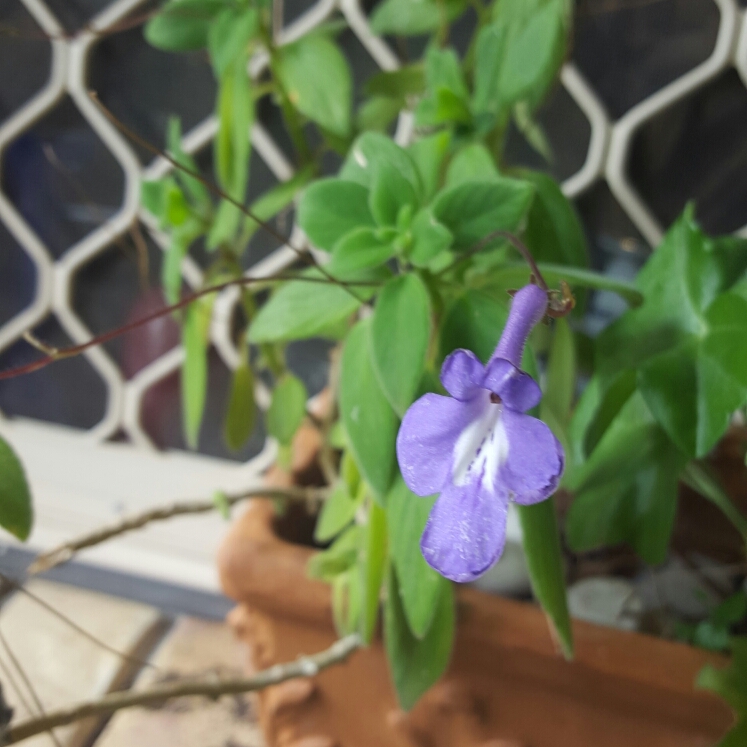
xmin=223 ymin=351 xmax=256 ymax=451
xmin=371 ymin=274 xmax=431 ymax=417
xmin=275 ymin=34 xmax=353 ymax=138
xmin=267 ymin=374 xmax=308 ymax=446
xmin=697 ymin=638 xmax=747 ymax=746
xmin=315 ymin=482 xmax=361 ymax=543
xmin=0 ymin=435 xmax=33 ymax=541
xmin=370 ymin=0 xmax=466 ymax=36
xmin=517 ymin=499 xmax=573 ymax=658
xmin=145 ymin=0 xmax=229 ymax=51
xmin=677 ymin=592 xmax=747 ymax=653
xmin=361 ymin=502 xmax=387 ymax=643
xmin=598 ymin=212 xmax=747 ymax=457
xmin=182 ymin=297 xmax=213 ymax=449
xmin=340 ymin=320 xmax=399 ymax=501
xmin=387 ymin=476 xmax=446 ymax=638
xmin=208 ymin=5 xmax=258 ymax=77
xmin=384 ymin=566 xmax=454 ymax=711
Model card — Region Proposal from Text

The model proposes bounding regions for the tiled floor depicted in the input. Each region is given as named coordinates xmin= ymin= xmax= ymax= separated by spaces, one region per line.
xmin=0 ymin=580 xmax=265 ymax=747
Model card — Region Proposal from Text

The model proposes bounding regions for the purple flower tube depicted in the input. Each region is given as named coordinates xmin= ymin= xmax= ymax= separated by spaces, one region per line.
xmin=396 ymin=284 xmax=564 ymax=583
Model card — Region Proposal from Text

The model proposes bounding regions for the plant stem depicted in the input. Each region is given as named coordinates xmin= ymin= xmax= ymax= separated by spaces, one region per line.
xmin=3 ymin=635 xmax=361 ymax=746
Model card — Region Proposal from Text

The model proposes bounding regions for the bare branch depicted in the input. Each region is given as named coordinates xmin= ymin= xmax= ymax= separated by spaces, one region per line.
xmin=3 ymin=635 xmax=361 ymax=745
xmin=28 ymin=486 xmax=327 ymax=576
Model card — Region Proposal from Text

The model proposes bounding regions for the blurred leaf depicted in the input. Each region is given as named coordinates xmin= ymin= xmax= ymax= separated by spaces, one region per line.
xmin=315 ymin=483 xmax=360 ymax=543
xmin=407 ymin=132 xmax=451 ymax=200
xmin=166 ymin=117 xmax=211 ymax=211
xmin=371 ymin=274 xmax=431 ymax=417
xmin=445 ymin=143 xmax=499 ymax=188
xmin=208 ymin=6 xmax=257 ymax=78
xmin=432 ymin=178 xmax=534 ymax=250
xmin=328 ymin=228 xmax=395 ymax=275
xmin=162 ymin=219 xmax=201 ymax=304
xmin=212 ymin=490 xmax=231 ymax=520
xmin=182 ymin=297 xmax=213 ymax=448
xmin=387 ymin=476 xmax=446 ymax=638
xmin=384 ymin=566 xmax=454 ymax=710
xmin=365 ymin=66 xmax=425 ymax=98
xmin=697 ymin=638 xmax=747 ymax=747
xmin=267 ymin=373 xmax=307 ymax=446
xmin=0 ymin=435 xmax=32 ymax=541
xmin=517 ymin=498 xmax=573 ymax=658
xmin=598 ymin=212 xmax=747 ymax=457
xmin=248 ymin=268 xmax=383 ymax=343
xmin=144 ymin=0 xmax=227 ymax=51
xmin=360 ymin=501 xmax=387 ymax=643
xmin=224 ymin=352 xmax=255 ymax=451
xmin=369 ymin=161 xmax=419 ymax=227
xmin=521 ymin=170 xmax=588 ymax=268
xmin=356 ymin=96 xmax=402 ymax=133
xmin=340 ymin=320 xmax=399 ymax=500
xmin=370 ymin=0 xmax=463 ymax=35
xmin=409 ymin=209 xmax=453 ymax=267
xmin=514 ymin=101 xmax=553 ymax=162
xmin=275 ymin=34 xmax=352 ymax=138
xmin=298 ymin=178 xmax=376 ymax=252
xmin=308 ymin=525 xmax=362 ymax=581
xmin=542 ymin=317 xmax=575 ymax=431
xmin=566 ymin=390 xmax=687 ymax=565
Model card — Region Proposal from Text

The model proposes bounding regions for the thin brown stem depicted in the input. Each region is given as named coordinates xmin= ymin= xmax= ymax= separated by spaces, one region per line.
xmin=88 ymin=93 xmax=363 ymax=303
xmin=0 ymin=272 xmax=379 ymax=382
xmin=0 ymin=627 xmax=63 ymax=747
xmin=4 ymin=634 xmax=361 ymax=745
xmin=28 ymin=486 xmax=328 ymax=576
xmin=0 ymin=575 xmax=159 ymax=673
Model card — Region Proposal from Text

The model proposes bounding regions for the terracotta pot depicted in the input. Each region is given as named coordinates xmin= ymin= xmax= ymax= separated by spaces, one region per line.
xmin=218 ymin=497 xmax=735 ymax=747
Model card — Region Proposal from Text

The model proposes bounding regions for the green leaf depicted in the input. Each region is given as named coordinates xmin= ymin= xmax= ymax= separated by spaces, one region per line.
xmin=416 ymin=45 xmax=470 ymax=127
xmin=521 ymin=170 xmax=588 ymax=268
xmin=712 ymin=592 xmax=747 ymax=627
xmin=681 ymin=462 xmax=747 ymax=539
xmin=212 ymin=490 xmax=231 ymax=520
xmin=369 ymin=161 xmax=419 ymax=227
xmin=432 ymin=178 xmax=534 ymax=250
xmin=328 ymin=228 xmax=395 ymax=275
xmin=241 ymin=165 xmax=315 ymax=241
xmin=315 ymin=483 xmax=360 ymax=543
xmin=517 ymin=499 xmax=573 ymax=658
xmin=275 ymin=34 xmax=352 ymax=138
xmin=166 ymin=117 xmax=210 ymax=210
xmin=439 ymin=290 xmax=509 ymax=364
xmin=267 ymin=374 xmax=307 ymax=446
xmin=542 ymin=317 xmax=575 ymax=430
xmin=298 ymin=179 xmax=376 ymax=252
xmin=513 ymin=101 xmax=553 ymax=162
xmin=0 ymin=434 xmax=32 ymax=541
xmin=144 ymin=0 xmax=226 ymax=51
xmin=209 ymin=53 xmax=253 ymax=248
xmin=407 ymin=132 xmax=451 ymax=201
xmin=387 ymin=476 xmax=446 ymax=638
xmin=248 ymin=270 xmax=374 ymax=343
xmin=141 ymin=179 xmax=168 ymax=220
xmin=597 ymin=213 xmax=747 ymax=457
xmin=409 ymin=209 xmax=453 ymax=267
xmin=360 ymin=501 xmax=387 ymax=644
xmin=340 ymin=133 xmax=422 ymax=197
xmin=697 ymin=638 xmax=747 ymax=747
xmin=384 ymin=566 xmax=454 ymax=711
xmin=162 ymin=220 xmax=201 ymax=304
xmin=223 ymin=355 xmax=255 ymax=451
xmin=370 ymin=0 xmax=466 ymax=35
xmin=356 ymin=96 xmax=402 ymax=133
xmin=208 ymin=6 xmax=257 ymax=78
xmin=340 ymin=320 xmax=399 ymax=500
xmin=565 ymin=390 xmax=687 ymax=565
xmin=182 ymin=297 xmax=212 ymax=449
xmin=445 ymin=143 xmax=499 ymax=188
xmin=365 ymin=66 xmax=426 ymax=98
xmin=308 ymin=524 xmax=362 ymax=582
xmin=371 ymin=274 xmax=431 ymax=417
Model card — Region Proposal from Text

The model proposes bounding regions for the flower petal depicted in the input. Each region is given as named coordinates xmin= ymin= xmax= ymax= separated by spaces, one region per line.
xmin=499 ymin=409 xmax=564 ymax=505
xmin=396 ymin=393 xmax=485 ymax=496
xmin=483 ymin=358 xmax=541 ymax=412
xmin=420 ymin=474 xmax=507 ymax=583
xmin=440 ymin=349 xmax=485 ymax=401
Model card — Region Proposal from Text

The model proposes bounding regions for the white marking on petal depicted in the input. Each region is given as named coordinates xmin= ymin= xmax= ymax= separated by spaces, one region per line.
xmin=452 ymin=396 xmax=509 ymax=491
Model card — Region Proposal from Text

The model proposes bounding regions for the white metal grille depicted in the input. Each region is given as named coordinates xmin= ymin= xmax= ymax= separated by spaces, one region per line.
xmin=1 ymin=0 xmax=746 ymax=590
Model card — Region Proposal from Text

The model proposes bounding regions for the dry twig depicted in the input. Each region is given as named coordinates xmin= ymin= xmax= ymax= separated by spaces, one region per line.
xmin=3 ymin=634 xmax=361 ymax=745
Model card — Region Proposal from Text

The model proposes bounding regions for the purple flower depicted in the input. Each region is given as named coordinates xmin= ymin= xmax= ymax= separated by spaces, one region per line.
xmin=396 ymin=284 xmax=564 ymax=583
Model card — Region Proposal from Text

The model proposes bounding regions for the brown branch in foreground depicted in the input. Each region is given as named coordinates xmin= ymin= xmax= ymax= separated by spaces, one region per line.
xmin=3 ymin=634 xmax=361 ymax=746
xmin=28 ymin=486 xmax=328 ymax=576
xmin=0 ymin=272 xmax=380 ymax=382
